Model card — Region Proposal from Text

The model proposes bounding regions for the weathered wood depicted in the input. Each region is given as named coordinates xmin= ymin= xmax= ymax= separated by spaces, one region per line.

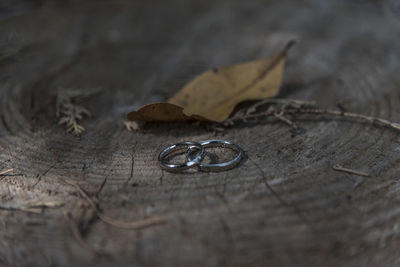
xmin=1 ymin=1 xmax=400 ymax=266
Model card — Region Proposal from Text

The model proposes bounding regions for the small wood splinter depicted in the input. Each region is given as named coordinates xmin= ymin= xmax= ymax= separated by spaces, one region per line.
xmin=332 ymin=164 xmax=370 ymax=177
xmin=0 ymin=168 xmax=13 ymax=176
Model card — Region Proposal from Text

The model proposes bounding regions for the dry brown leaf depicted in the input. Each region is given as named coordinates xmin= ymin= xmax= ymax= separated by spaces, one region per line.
xmin=127 ymin=103 xmax=205 ymax=122
xmin=127 ymin=40 xmax=295 ymax=123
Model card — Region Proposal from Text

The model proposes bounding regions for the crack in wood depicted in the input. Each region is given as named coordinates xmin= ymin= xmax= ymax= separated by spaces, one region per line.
xmin=125 ymin=141 xmax=137 ymax=186
xmin=32 ymin=164 xmax=55 ymax=188
xmin=248 ymin=156 xmax=317 ymax=235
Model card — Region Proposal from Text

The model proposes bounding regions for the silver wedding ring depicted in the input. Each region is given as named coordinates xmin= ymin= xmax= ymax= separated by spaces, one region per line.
xmin=158 ymin=139 xmax=243 ymax=172
xmin=187 ymin=140 xmax=243 ymax=172
xmin=158 ymin=141 xmax=205 ymax=171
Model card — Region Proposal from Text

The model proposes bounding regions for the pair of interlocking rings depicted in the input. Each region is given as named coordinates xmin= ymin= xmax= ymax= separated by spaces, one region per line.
xmin=158 ymin=140 xmax=244 ymax=172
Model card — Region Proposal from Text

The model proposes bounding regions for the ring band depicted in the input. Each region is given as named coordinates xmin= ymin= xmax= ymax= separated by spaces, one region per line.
xmin=158 ymin=141 xmax=205 ymax=172
xmin=187 ymin=140 xmax=243 ymax=172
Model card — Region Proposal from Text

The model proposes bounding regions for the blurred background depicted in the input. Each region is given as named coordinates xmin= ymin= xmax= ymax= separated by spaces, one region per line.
xmin=1 ymin=1 xmax=400 ymax=266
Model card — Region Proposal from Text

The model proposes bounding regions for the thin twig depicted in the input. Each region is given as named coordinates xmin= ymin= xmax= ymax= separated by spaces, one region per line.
xmin=246 ymin=99 xmax=316 ymax=114
xmin=62 ymin=179 xmax=167 ymax=230
xmin=220 ymin=99 xmax=400 ymax=132
xmin=0 ymin=168 xmax=13 ymax=176
xmin=273 ymin=111 xmax=297 ymax=129
xmin=299 ymin=108 xmax=400 ymax=131
xmin=332 ymin=164 xmax=370 ymax=177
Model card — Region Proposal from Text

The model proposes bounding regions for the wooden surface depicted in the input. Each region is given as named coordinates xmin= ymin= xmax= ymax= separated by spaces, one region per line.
xmin=1 ymin=1 xmax=400 ymax=266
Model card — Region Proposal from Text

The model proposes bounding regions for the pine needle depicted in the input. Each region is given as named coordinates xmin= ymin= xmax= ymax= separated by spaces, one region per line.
xmin=0 ymin=168 xmax=13 ymax=176
xmin=62 ymin=179 xmax=167 ymax=230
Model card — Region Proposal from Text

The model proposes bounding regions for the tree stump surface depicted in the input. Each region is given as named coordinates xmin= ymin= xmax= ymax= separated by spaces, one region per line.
xmin=1 ymin=1 xmax=400 ymax=266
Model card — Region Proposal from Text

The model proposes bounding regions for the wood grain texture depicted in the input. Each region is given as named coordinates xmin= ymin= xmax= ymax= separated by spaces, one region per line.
xmin=0 ymin=0 xmax=400 ymax=266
